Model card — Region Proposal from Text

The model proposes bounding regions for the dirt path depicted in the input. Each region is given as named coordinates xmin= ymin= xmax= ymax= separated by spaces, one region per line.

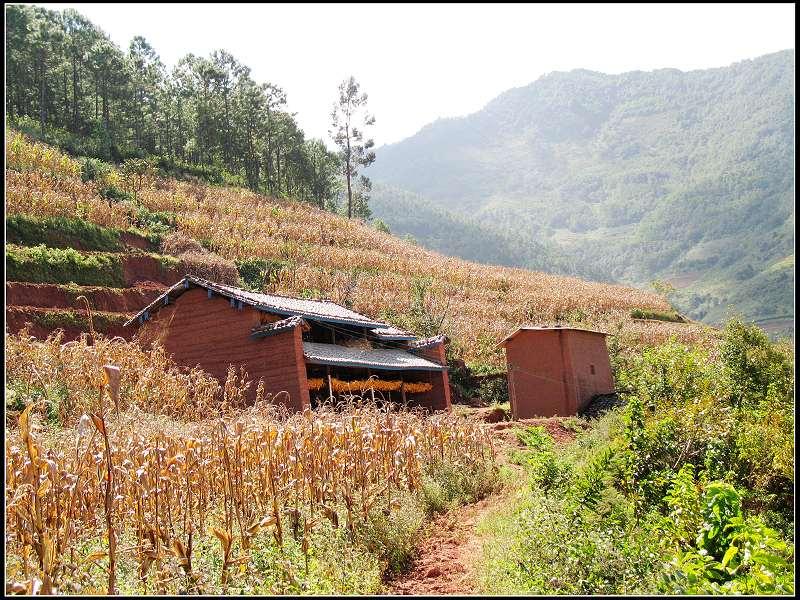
xmin=387 ymin=487 xmax=512 ymax=595
xmin=387 ymin=415 xmax=581 ymax=595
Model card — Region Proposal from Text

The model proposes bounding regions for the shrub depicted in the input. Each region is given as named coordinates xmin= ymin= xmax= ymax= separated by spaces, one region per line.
xmin=79 ymin=157 xmax=114 ymax=183
xmin=353 ymin=491 xmax=425 ymax=574
xmin=178 ymin=251 xmax=240 ymax=286
xmin=160 ymin=231 xmax=206 ymax=257
xmin=6 ymin=215 xmax=122 ymax=252
xmin=630 ymin=308 xmax=687 ymax=323
xmin=478 ymin=376 xmax=508 ymax=405
xmin=373 ymin=219 xmax=391 ymax=234
xmin=6 ymin=244 xmax=125 ymax=287
xmin=100 ymin=185 xmax=134 ymax=204
xmin=133 ymin=205 xmax=177 ymax=235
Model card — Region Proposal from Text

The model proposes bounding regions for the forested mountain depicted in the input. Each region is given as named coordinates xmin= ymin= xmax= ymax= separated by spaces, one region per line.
xmin=369 ymin=182 xmax=608 ymax=279
xmin=6 ymin=4 xmax=341 ymax=206
xmin=368 ymin=51 xmax=795 ymax=329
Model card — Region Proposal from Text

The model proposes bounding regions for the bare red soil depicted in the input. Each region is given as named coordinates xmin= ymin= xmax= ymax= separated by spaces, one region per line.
xmin=121 ymin=254 xmax=182 ymax=286
xmin=490 ymin=416 xmax=585 ymax=445
xmin=388 ymin=492 xmax=509 ymax=595
xmin=120 ymin=231 xmax=157 ymax=251
xmin=6 ymin=282 xmax=164 ymax=313
xmin=387 ymin=428 xmax=538 ymax=595
xmin=6 ymin=306 xmax=134 ymax=341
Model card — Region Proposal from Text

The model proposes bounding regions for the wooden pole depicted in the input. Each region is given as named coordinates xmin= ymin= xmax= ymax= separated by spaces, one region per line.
xmin=327 ymin=366 xmax=333 ymax=401
xmin=367 ymin=368 xmax=376 ymax=404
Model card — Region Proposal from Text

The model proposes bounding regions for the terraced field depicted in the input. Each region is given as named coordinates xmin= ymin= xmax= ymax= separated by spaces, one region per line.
xmin=5 ymin=130 xmax=715 ymax=365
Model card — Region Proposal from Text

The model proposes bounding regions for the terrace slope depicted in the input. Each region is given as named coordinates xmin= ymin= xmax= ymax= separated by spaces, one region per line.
xmin=5 ymin=131 xmax=712 ymax=367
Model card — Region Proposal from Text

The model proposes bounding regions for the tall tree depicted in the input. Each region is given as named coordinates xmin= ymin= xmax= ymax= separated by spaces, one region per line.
xmin=329 ymin=76 xmax=376 ymax=219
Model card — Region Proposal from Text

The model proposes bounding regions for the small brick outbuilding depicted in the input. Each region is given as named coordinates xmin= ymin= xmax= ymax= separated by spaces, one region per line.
xmin=499 ymin=326 xmax=614 ymax=418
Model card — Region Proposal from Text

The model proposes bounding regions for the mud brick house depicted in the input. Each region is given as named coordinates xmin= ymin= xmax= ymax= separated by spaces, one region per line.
xmin=126 ymin=275 xmax=451 ymax=412
xmin=499 ymin=326 xmax=614 ymax=418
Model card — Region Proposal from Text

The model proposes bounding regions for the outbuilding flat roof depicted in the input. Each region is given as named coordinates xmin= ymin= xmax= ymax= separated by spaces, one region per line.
xmin=303 ymin=342 xmax=447 ymax=372
xmin=498 ymin=325 xmax=610 ymax=347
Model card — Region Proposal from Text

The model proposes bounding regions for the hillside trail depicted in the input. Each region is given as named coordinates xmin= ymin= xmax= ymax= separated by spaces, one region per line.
xmin=387 ymin=416 xmax=580 ymax=595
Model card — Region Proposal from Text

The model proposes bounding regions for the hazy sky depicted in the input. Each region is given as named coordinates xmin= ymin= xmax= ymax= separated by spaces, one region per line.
xmin=34 ymin=3 xmax=795 ymax=147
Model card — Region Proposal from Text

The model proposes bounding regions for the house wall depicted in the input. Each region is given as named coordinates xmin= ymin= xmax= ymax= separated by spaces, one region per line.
xmin=564 ymin=330 xmax=615 ymax=412
xmin=140 ymin=288 xmax=309 ymax=411
xmin=504 ymin=330 xmax=614 ymax=418
xmin=409 ymin=343 xmax=451 ymax=411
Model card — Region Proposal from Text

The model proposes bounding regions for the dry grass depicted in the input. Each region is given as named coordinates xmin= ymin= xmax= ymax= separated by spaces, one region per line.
xmin=6 ymin=130 xmax=715 ymax=365
xmin=5 ymin=328 xmax=247 ymax=427
xmin=5 ymin=350 xmax=495 ymax=594
xmin=160 ymin=231 xmax=206 ymax=257
xmin=177 ymin=252 xmax=240 ymax=286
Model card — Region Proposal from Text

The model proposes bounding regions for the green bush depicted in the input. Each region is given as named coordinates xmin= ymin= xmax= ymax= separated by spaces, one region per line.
xmin=421 ymin=458 xmax=500 ymax=515
xmin=353 ymin=491 xmax=425 ymax=574
xmin=235 ymin=257 xmax=287 ymax=291
xmin=6 ymin=244 xmax=125 ymax=287
xmin=6 ymin=214 xmax=122 ymax=252
xmin=630 ymin=308 xmax=687 ymax=323
xmin=478 ymin=376 xmax=508 ymax=405
xmin=79 ymin=156 xmax=114 ymax=182
xmin=100 ymin=185 xmax=134 ymax=204
xmin=133 ymin=206 xmax=177 ymax=235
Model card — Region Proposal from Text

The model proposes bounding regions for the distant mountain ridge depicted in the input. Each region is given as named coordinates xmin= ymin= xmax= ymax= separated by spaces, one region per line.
xmin=368 ymin=50 xmax=795 ymax=331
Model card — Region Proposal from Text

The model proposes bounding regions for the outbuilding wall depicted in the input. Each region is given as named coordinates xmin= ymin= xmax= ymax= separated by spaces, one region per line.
xmin=564 ymin=330 xmax=615 ymax=412
xmin=504 ymin=329 xmax=614 ymax=418
xmin=505 ymin=330 xmax=569 ymax=418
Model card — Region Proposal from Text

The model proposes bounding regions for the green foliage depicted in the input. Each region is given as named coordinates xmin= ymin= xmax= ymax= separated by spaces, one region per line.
xmin=79 ymin=156 xmax=114 ymax=182
xmin=6 ymin=215 xmax=122 ymax=251
xmin=511 ymin=427 xmax=570 ymax=493
xmin=132 ymin=206 xmax=177 ymax=235
xmin=373 ymin=219 xmax=390 ymax=234
xmin=353 ymin=492 xmax=424 ymax=575
xmin=421 ymin=458 xmax=500 ymax=516
xmin=477 ymin=376 xmax=508 ymax=405
xmin=6 ymin=244 xmax=125 ymax=287
xmin=478 ymin=317 xmax=794 ymax=595
xmin=660 ymin=480 xmax=795 ymax=594
xmin=630 ymin=307 xmax=686 ymax=323
xmin=100 ymin=185 xmax=134 ymax=204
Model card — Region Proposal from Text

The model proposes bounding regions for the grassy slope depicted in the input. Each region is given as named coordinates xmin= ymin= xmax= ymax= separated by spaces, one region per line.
xmin=6 ymin=130 xmax=713 ymax=367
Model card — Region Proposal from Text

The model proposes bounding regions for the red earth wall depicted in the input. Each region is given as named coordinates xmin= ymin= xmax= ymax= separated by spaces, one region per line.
xmin=139 ymin=288 xmax=309 ymax=410
xmin=504 ymin=329 xmax=614 ymax=418
xmin=409 ymin=343 xmax=451 ymax=411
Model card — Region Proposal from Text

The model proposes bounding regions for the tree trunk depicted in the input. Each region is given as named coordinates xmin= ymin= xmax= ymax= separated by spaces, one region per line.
xmin=72 ymin=55 xmax=80 ymax=131
xmin=39 ymin=57 xmax=46 ymax=136
xmin=345 ymin=129 xmax=352 ymax=218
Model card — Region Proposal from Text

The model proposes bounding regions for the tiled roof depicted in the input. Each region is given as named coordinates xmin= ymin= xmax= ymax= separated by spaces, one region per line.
xmin=407 ymin=334 xmax=448 ymax=350
xmin=250 ymin=316 xmax=309 ymax=339
xmin=371 ymin=326 xmax=417 ymax=340
xmin=125 ymin=275 xmax=388 ymax=328
xmin=303 ymin=342 xmax=447 ymax=372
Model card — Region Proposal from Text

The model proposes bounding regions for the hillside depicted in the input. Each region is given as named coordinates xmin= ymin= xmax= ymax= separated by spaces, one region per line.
xmin=367 ymin=50 xmax=795 ymax=332
xmin=5 ymin=131 xmax=711 ymax=369
xmin=369 ymin=182 xmax=607 ymax=279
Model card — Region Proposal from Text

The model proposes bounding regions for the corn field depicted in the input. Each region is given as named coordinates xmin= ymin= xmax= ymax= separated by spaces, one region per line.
xmin=6 ymin=130 xmax=714 ymax=366
xmin=5 ymin=362 xmax=496 ymax=595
